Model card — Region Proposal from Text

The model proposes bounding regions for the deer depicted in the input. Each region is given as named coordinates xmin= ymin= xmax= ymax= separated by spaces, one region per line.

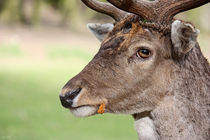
xmin=59 ymin=0 xmax=210 ymax=139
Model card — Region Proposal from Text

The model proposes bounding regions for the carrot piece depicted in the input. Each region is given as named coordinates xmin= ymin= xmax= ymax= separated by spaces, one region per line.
xmin=97 ymin=103 xmax=105 ymax=114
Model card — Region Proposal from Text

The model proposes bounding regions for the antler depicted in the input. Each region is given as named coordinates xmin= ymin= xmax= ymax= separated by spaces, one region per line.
xmin=107 ymin=0 xmax=210 ymax=24
xmin=107 ymin=0 xmax=154 ymax=21
xmin=160 ymin=0 xmax=210 ymax=24
xmin=81 ymin=0 xmax=130 ymax=21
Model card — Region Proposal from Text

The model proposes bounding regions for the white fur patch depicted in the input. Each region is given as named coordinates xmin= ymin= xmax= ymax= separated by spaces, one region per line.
xmin=70 ymin=106 xmax=97 ymax=117
xmin=135 ymin=117 xmax=158 ymax=140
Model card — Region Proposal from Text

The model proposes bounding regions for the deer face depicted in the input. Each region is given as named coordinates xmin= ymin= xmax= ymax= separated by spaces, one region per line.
xmin=59 ymin=16 xmax=175 ymax=117
xmin=59 ymin=0 xmax=204 ymax=117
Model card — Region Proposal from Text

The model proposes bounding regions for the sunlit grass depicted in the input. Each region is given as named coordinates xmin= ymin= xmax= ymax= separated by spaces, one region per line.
xmin=0 ymin=43 xmax=22 ymax=57
xmin=46 ymin=45 xmax=93 ymax=61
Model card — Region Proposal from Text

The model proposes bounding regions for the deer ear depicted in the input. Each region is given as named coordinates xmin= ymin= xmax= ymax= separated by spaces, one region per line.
xmin=87 ymin=23 xmax=114 ymax=42
xmin=171 ymin=20 xmax=200 ymax=60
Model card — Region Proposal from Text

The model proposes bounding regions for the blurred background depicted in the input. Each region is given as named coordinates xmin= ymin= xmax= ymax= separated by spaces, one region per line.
xmin=0 ymin=0 xmax=209 ymax=140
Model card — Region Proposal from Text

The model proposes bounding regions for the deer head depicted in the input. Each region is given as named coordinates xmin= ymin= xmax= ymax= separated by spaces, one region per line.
xmin=59 ymin=1 xmax=210 ymax=139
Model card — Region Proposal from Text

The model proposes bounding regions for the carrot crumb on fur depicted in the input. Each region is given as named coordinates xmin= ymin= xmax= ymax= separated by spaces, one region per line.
xmin=97 ymin=103 xmax=105 ymax=114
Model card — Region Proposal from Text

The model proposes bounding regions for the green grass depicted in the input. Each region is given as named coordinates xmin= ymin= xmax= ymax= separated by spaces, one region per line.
xmin=0 ymin=43 xmax=22 ymax=57
xmin=0 ymin=48 xmax=137 ymax=140
xmin=46 ymin=45 xmax=93 ymax=61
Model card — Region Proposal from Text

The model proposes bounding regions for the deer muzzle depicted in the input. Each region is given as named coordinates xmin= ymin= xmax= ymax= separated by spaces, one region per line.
xmin=59 ymin=88 xmax=82 ymax=108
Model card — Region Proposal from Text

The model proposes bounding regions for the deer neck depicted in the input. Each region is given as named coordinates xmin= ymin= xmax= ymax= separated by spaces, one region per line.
xmin=133 ymin=45 xmax=210 ymax=140
xmin=133 ymin=96 xmax=203 ymax=140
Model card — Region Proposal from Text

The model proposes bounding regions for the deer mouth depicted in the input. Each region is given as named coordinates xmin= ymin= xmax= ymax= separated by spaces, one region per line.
xmin=69 ymin=105 xmax=99 ymax=117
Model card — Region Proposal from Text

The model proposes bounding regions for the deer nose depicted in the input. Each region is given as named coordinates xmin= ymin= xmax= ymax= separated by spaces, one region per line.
xmin=59 ymin=88 xmax=82 ymax=108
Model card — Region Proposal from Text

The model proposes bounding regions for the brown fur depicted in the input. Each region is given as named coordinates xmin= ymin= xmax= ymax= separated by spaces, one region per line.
xmin=61 ymin=15 xmax=210 ymax=140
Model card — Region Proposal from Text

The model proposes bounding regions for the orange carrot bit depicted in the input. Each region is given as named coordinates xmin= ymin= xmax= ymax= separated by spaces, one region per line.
xmin=97 ymin=103 xmax=105 ymax=114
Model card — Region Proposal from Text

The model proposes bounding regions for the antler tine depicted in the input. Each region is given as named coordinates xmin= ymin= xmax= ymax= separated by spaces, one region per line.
xmin=81 ymin=0 xmax=129 ymax=21
xmin=107 ymin=0 xmax=154 ymax=21
xmin=83 ymin=0 xmax=209 ymax=24
xmin=159 ymin=0 xmax=210 ymax=24
xmin=107 ymin=0 xmax=210 ymax=24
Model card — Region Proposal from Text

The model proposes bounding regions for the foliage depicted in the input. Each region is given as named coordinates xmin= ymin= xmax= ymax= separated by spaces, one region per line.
xmin=0 ymin=0 xmax=97 ymax=27
xmin=0 ymin=0 xmax=209 ymax=32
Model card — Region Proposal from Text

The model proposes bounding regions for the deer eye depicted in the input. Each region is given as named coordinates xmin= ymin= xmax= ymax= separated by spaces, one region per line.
xmin=136 ymin=49 xmax=151 ymax=59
